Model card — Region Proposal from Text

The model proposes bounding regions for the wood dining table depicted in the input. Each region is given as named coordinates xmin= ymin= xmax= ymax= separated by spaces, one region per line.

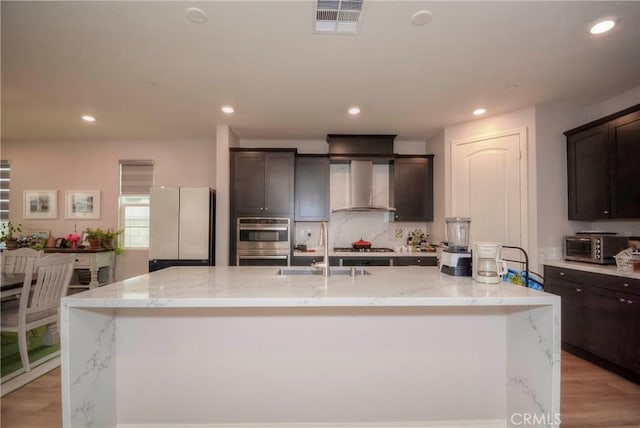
xmin=1 ymin=272 xmax=27 ymax=299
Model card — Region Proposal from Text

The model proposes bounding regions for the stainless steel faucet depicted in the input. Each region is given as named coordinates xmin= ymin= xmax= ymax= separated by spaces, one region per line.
xmin=312 ymin=222 xmax=330 ymax=277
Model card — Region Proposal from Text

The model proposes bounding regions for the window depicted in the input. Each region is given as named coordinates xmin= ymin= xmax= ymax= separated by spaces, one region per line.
xmin=0 ymin=160 xmax=9 ymax=222
xmin=119 ymin=160 xmax=153 ymax=249
xmin=0 ymin=160 xmax=9 ymax=248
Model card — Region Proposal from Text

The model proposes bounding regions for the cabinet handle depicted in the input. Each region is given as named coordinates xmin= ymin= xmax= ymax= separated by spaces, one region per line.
xmin=622 ymin=283 xmax=629 ymax=288
xmin=603 ymin=210 xmax=609 ymax=214
xmin=619 ymin=298 xmax=626 ymax=303
xmin=627 ymin=300 xmax=633 ymax=304
xmin=576 ymin=288 xmax=582 ymax=292
xmin=265 ymin=207 xmax=269 ymax=211
xmin=560 ymin=272 xmax=565 ymax=276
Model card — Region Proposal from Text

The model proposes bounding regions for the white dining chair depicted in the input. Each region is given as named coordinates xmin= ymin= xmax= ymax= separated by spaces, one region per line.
xmin=0 ymin=253 xmax=75 ymax=372
xmin=1 ymin=247 xmax=43 ymax=273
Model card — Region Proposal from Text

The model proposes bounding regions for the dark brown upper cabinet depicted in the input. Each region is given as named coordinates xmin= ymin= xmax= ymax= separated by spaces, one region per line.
xmin=391 ymin=155 xmax=434 ymax=222
xmin=295 ymin=155 xmax=330 ymax=221
xmin=565 ymin=104 xmax=640 ymax=220
xmin=231 ymin=149 xmax=295 ymax=216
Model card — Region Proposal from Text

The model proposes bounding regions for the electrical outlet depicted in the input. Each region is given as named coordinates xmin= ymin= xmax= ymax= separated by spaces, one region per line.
xmin=306 ymin=228 xmax=312 ymax=237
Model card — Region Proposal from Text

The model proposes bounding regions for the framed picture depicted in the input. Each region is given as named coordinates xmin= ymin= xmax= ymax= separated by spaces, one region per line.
xmin=65 ymin=190 xmax=101 ymax=219
xmin=55 ymin=238 xmax=64 ymax=248
xmin=24 ymin=190 xmax=57 ymax=219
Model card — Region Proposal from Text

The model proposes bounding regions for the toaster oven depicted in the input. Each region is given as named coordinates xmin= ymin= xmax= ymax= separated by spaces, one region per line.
xmin=564 ymin=234 xmax=629 ymax=264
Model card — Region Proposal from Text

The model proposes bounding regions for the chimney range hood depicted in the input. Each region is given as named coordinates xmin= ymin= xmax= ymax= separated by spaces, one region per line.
xmin=326 ymin=134 xmax=397 ymax=213
xmin=332 ymin=160 xmax=396 ymax=213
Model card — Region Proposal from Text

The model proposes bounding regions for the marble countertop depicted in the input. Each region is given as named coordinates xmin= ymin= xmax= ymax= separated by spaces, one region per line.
xmin=62 ymin=266 xmax=557 ymax=309
xmin=543 ymin=259 xmax=640 ymax=280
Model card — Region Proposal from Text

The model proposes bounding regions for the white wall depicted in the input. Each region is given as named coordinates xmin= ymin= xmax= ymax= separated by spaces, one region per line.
xmin=215 ymin=125 xmax=238 ymax=266
xmin=426 ymin=130 xmax=445 ymax=243
xmin=2 ymin=138 xmax=216 ymax=279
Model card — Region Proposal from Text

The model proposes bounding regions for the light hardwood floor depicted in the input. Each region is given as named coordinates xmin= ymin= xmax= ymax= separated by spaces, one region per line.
xmin=1 ymin=351 xmax=639 ymax=427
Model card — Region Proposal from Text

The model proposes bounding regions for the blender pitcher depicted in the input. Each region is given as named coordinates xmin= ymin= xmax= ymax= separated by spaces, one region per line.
xmin=445 ymin=217 xmax=471 ymax=252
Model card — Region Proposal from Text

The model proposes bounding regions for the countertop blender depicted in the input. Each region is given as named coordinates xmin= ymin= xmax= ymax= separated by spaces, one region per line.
xmin=440 ymin=217 xmax=472 ymax=276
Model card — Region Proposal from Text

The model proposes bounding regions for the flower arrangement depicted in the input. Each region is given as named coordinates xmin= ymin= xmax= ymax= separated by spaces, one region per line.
xmin=66 ymin=233 xmax=81 ymax=247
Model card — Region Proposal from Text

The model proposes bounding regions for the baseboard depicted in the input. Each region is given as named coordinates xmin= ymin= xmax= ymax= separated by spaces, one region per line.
xmin=117 ymin=420 xmax=506 ymax=428
xmin=0 ymin=354 xmax=60 ymax=397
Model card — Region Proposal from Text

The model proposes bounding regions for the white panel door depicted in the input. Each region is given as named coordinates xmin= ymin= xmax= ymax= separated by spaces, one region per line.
xmin=451 ymin=128 xmax=527 ymax=248
xmin=179 ymin=187 xmax=210 ymax=260
xmin=149 ymin=187 xmax=180 ymax=259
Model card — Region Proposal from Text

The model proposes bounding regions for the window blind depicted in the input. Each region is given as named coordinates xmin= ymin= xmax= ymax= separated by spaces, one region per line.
xmin=0 ymin=160 xmax=10 ymax=220
xmin=120 ymin=160 xmax=154 ymax=195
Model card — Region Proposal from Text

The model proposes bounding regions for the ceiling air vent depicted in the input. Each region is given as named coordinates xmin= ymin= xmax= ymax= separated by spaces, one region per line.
xmin=314 ymin=0 xmax=364 ymax=34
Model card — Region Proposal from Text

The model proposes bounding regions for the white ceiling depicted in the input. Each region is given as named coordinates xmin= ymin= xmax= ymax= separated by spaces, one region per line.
xmin=2 ymin=1 xmax=639 ymax=142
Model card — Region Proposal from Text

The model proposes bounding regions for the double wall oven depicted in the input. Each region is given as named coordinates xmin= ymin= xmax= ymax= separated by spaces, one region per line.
xmin=236 ymin=217 xmax=291 ymax=266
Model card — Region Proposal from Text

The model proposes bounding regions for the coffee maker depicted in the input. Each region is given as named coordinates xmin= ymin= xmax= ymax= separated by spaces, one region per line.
xmin=472 ymin=242 xmax=508 ymax=284
xmin=440 ymin=217 xmax=472 ymax=276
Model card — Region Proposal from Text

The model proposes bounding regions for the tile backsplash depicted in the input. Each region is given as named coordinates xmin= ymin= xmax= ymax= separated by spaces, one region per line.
xmin=295 ymin=211 xmax=429 ymax=249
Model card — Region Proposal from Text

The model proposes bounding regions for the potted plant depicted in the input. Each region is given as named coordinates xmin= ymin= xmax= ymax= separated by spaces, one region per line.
xmin=101 ymin=228 xmax=123 ymax=252
xmin=1 ymin=222 xmax=22 ymax=249
xmin=85 ymin=228 xmax=104 ymax=249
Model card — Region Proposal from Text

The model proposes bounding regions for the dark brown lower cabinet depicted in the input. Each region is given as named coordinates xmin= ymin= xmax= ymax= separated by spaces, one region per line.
xmin=396 ymin=256 xmax=438 ymax=267
xmin=544 ymin=265 xmax=640 ymax=383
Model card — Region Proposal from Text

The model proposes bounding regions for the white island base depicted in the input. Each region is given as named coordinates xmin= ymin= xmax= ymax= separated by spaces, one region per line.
xmin=61 ymin=267 xmax=560 ymax=427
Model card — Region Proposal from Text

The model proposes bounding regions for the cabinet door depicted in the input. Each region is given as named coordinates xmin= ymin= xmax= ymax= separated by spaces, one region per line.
xmin=392 ymin=157 xmax=433 ymax=222
xmin=233 ymin=152 xmax=266 ymax=214
xmin=585 ymin=286 xmax=634 ymax=367
xmin=544 ymin=277 xmax=586 ymax=348
xmin=567 ymin=124 xmax=611 ymax=220
xmin=295 ymin=156 xmax=330 ymax=221
xmin=611 ymin=110 xmax=640 ymax=218
xmin=265 ymin=152 xmax=294 ymax=214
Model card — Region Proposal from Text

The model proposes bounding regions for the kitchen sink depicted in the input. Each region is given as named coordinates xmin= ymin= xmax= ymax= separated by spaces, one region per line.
xmin=277 ymin=267 xmax=372 ymax=276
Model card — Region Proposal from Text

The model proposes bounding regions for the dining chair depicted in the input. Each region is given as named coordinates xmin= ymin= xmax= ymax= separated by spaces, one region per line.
xmin=0 ymin=253 xmax=75 ymax=372
xmin=1 ymin=247 xmax=43 ymax=273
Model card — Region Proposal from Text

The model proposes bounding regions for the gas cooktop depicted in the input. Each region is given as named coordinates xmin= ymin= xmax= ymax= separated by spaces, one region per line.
xmin=333 ymin=247 xmax=395 ymax=253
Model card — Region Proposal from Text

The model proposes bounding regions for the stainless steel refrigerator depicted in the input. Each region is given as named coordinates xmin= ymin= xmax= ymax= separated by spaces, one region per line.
xmin=148 ymin=187 xmax=215 ymax=272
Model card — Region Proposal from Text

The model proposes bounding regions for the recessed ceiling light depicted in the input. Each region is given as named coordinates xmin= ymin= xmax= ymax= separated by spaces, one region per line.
xmin=411 ymin=10 xmax=433 ymax=26
xmin=186 ymin=7 xmax=208 ymax=24
xmin=473 ymin=108 xmax=486 ymax=116
xmin=589 ymin=17 xmax=617 ymax=35
xmin=221 ymin=106 xmax=234 ymax=114
xmin=82 ymin=115 xmax=96 ymax=122
xmin=348 ymin=107 xmax=361 ymax=115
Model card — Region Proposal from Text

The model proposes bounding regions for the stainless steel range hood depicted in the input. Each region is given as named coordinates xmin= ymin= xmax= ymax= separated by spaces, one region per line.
xmin=332 ymin=160 xmax=396 ymax=213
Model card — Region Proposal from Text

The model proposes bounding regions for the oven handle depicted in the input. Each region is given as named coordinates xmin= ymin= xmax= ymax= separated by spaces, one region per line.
xmin=238 ymin=227 xmax=289 ymax=231
xmin=237 ymin=255 xmax=289 ymax=260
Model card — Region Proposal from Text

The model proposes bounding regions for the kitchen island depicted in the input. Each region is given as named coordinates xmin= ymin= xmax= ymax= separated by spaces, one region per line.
xmin=61 ymin=266 xmax=560 ymax=427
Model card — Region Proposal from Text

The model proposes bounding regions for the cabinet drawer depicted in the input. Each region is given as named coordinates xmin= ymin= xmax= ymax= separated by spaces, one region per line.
xmin=597 ymin=275 xmax=640 ymax=296
xmin=396 ymin=257 xmax=437 ymax=267
xmin=544 ymin=266 xmax=586 ymax=283
xmin=545 ymin=266 xmax=640 ymax=294
xmin=291 ymin=256 xmax=321 ymax=267
xmin=72 ymin=254 xmax=91 ymax=267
